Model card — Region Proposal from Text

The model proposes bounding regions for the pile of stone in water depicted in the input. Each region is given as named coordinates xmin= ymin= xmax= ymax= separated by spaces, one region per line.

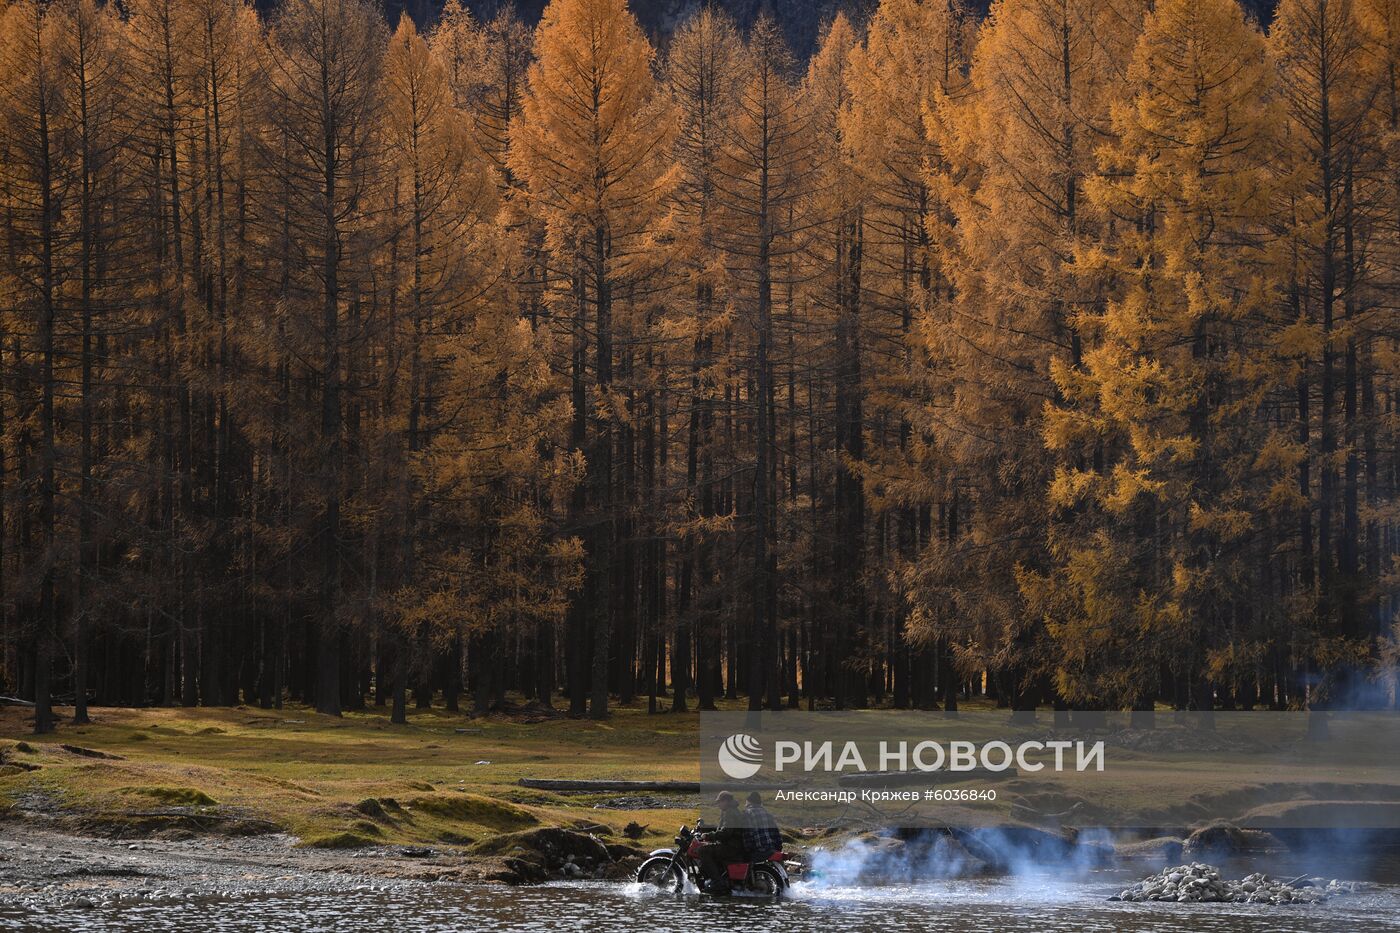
xmin=1110 ymin=863 xmax=1361 ymax=905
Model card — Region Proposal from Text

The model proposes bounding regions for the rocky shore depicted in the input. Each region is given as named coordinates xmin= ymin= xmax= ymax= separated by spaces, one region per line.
xmin=0 ymin=820 xmax=642 ymax=912
xmin=1110 ymin=863 xmax=1365 ymax=905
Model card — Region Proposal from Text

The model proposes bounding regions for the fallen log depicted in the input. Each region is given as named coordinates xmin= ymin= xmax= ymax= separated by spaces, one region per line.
xmin=61 ymin=744 xmax=124 ymax=760
xmin=518 ymin=778 xmax=796 ymax=793
xmin=519 ymin=779 xmax=700 ymax=793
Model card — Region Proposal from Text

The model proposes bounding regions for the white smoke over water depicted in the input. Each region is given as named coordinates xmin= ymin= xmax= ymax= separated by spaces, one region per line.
xmin=799 ymin=827 xmax=1118 ymax=891
xmin=794 ymin=825 xmax=1395 ymax=900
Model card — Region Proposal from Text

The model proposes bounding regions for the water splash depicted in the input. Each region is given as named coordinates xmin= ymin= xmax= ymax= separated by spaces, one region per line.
xmin=802 ymin=827 xmax=1116 ymax=891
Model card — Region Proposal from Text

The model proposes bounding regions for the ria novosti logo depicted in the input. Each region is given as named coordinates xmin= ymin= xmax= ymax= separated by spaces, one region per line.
xmin=714 ymin=732 xmax=1107 ymax=780
xmin=717 ymin=733 xmax=764 ymax=780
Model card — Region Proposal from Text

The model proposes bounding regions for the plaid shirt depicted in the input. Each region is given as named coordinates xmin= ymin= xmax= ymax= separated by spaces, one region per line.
xmin=743 ymin=804 xmax=783 ymax=858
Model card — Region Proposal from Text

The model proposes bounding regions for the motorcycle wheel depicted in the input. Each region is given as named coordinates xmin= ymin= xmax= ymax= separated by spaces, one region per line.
xmin=635 ymin=856 xmax=684 ymax=893
xmin=746 ymin=864 xmax=785 ymax=899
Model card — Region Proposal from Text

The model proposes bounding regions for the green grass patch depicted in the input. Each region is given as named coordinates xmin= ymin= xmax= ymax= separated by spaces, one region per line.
xmin=354 ymin=798 xmax=390 ymax=820
xmin=299 ymin=831 xmax=377 ymax=849
xmin=407 ymin=793 xmax=537 ymax=830
xmin=121 ymin=786 xmax=218 ymax=807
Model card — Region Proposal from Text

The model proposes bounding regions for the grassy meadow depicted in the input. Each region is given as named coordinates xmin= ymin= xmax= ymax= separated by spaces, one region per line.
xmin=0 ymin=701 xmax=705 ymax=850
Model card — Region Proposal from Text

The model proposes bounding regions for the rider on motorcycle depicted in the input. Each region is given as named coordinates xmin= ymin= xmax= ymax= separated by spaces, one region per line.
xmin=743 ymin=791 xmax=783 ymax=860
xmin=697 ymin=791 xmax=749 ymax=894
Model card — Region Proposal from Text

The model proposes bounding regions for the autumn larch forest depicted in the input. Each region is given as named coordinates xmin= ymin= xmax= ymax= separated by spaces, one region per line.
xmin=0 ymin=0 xmax=1396 ymax=735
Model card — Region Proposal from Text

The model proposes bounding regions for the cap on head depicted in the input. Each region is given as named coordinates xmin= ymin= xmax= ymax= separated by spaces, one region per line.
xmin=746 ymin=791 xmax=763 ymax=806
xmin=714 ymin=791 xmax=736 ymax=805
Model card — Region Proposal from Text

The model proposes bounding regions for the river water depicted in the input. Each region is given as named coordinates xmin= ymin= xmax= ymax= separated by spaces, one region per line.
xmin=4 ymin=871 xmax=1400 ymax=932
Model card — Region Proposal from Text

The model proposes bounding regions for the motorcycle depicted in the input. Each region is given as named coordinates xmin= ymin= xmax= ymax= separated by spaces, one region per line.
xmin=635 ymin=820 xmax=792 ymax=898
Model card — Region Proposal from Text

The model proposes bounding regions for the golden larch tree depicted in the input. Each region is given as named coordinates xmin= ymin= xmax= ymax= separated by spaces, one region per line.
xmin=509 ymin=0 xmax=676 ymax=719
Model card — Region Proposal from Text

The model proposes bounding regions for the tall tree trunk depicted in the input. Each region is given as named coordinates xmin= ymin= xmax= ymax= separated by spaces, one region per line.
xmin=590 ymin=225 xmax=612 ymax=720
xmin=33 ymin=39 xmax=58 ymax=734
xmin=316 ymin=98 xmax=342 ymax=717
